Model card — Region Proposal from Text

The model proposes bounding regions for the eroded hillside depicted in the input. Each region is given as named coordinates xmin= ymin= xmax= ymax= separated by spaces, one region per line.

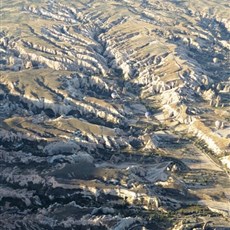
xmin=0 ymin=0 xmax=230 ymax=229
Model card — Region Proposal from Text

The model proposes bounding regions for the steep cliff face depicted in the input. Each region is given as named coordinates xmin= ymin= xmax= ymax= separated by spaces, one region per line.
xmin=0 ymin=0 xmax=229 ymax=229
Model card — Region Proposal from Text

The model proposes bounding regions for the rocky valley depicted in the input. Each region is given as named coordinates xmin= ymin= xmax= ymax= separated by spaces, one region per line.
xmin=0 ymin=0 xmax=230 ymax=229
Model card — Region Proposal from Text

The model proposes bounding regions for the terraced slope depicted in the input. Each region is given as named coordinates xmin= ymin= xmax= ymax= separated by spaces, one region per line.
xmin=0 ymin=0 xmax=230 ymax=229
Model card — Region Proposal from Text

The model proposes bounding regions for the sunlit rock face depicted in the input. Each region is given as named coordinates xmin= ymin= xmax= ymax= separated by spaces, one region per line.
xmin=0 ymin=0 xmax=230 ymax=229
